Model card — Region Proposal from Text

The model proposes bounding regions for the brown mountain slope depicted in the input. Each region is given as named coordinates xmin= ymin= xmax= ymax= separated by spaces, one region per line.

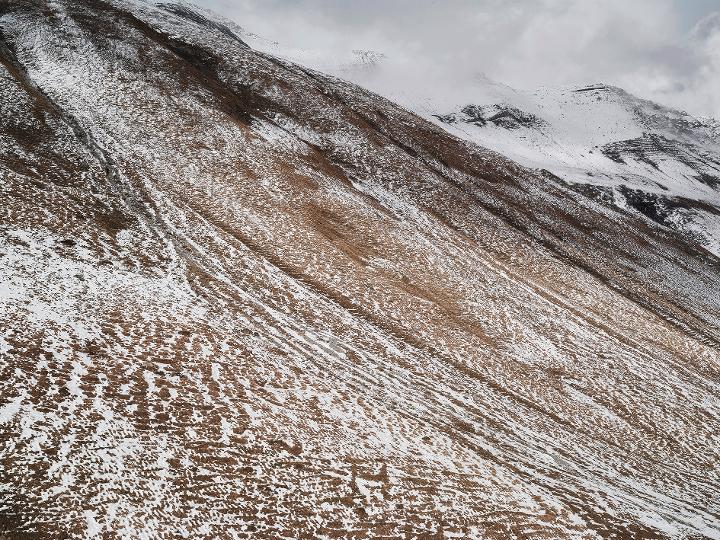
xmin=0 ymin=1 xmax=719 ymax=538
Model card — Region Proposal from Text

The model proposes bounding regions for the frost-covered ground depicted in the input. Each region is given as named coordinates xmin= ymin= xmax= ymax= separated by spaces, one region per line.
xmin=1 ymin=1 xmax=720 ymax=539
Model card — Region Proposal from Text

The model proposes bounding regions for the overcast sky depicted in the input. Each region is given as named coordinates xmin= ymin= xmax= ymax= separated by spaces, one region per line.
xmin=202 ymin=0 xmax=720 ymax=118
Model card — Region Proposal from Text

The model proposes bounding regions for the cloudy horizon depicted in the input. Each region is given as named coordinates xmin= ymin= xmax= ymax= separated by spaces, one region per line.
xmin=200 ymin=0 xmax=720 ymax=119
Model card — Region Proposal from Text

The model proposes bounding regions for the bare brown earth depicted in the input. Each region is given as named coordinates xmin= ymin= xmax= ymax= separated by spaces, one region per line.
xmin=0 ymin=1 xmax=719 ymax=538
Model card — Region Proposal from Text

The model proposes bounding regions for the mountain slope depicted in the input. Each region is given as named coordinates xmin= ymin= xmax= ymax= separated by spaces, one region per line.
xmin=1 ymin=1 xmax=719 ymax=538
xmin=427 ymin=83 xmax=720 ymax=258
xmin=244 ymin=31 xmax=720 ymax=259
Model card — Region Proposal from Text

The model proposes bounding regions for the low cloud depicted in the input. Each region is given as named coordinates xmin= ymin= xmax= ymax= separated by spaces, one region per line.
xmin=202 ymin=0 xmax=720 ymax=118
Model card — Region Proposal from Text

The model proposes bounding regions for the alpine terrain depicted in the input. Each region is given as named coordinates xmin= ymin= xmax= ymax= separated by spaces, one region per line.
xmin=0 ymin=1 xmax=719 ymax=539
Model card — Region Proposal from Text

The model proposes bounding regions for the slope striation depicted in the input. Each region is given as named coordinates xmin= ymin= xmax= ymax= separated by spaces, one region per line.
xmin=0 ymin=1 xmax=719 ymax=538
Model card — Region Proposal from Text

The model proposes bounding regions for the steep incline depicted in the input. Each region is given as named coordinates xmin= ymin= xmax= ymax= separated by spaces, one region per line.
xmin=426 ymin=83 xmax=720 ymax=259
xmin=248 ymin=33 xmax=720 ymax=259
xmin=1 ymin=1 xmax=719 ymax=538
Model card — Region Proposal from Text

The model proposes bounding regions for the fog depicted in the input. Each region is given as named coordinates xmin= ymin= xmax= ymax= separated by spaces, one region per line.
xmin=199 ymin=0 xmax=720 ymax=118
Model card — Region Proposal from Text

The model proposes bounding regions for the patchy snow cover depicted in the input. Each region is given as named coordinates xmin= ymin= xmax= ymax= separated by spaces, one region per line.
xmin=0 ymin=1 xmax=719 ymax=539
xmin=240 ymin=29 xmax=720 ymax=259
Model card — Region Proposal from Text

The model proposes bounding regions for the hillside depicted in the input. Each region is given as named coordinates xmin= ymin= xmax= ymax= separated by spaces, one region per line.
xmin=1 ymin=1 xmax=719 ymax=538
xmin=429 ymin=83 xmax=720 ymax=258
xmin=245 ymin=30 xmax=720 ymax=260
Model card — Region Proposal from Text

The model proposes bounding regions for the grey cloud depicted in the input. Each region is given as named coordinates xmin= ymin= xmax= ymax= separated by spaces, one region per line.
xmin=197 ymin=0 xmax=720 ymax=118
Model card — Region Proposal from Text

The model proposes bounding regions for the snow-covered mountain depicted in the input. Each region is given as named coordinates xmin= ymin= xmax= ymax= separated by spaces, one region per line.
xmin=241 ymin=29 xmax=720 ymax=259
xmin=1 ymin=1 xmax=720 ymax=539
xmin=428 ymin=83 xmax=720 ymax=257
